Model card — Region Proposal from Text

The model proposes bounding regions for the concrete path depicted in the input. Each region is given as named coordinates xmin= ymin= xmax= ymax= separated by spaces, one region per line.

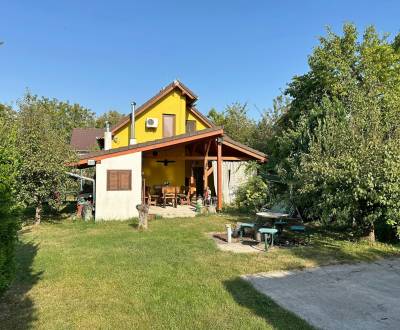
xmin=210 ymin=233 xmax=266 ymax=253
xmin=149 ymin=205 xmax=196 ymax=218
xmin=243 ymin=258 xmax=400 ymax=330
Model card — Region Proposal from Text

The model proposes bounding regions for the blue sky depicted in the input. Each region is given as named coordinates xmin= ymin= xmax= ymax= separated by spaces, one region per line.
xmin=1 ymin=1 xmax=399 ymax=119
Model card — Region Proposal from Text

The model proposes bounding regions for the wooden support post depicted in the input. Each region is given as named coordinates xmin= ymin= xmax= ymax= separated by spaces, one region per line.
xmin=217 ymin=140 xmax=222 ymax=211
xmin=203 ymin=166 xmax=208 ymax=191
xmin=203 ymin=140 xmax=211 ymax=191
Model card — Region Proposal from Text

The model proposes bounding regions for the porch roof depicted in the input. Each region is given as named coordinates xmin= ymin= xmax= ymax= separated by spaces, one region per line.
xmin=69 ymin=126 xmax=267 ymax=167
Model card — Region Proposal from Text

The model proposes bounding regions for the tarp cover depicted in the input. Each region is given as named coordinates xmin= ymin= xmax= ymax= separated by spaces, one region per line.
xmin=212 ymin=161 xmax=253 ymax=204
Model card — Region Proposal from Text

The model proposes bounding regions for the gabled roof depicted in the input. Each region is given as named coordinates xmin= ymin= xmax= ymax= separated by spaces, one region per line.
xmin=222 ymin=135 xmax=267 ymax=159
xmin=189 ymin=106 xmax=215 ymax=128
xmin=69 ymin=126 xmax=267 ymax=167
xmin=70 ymin=128 xmax=104 ymax=151
xmin=111 ymin=80 xmax=213 ymax=134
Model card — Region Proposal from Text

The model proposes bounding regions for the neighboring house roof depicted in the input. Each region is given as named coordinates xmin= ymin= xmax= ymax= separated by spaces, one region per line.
xmin=71 ymin=127 xmax=267 ymax=167
xmin=110 ymin=80 xmax=213 ymax=134
xmin=70 ymin=128 xmax=104 ymax=151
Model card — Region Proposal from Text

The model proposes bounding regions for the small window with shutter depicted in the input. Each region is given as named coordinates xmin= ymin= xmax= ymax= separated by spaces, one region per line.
xmin=186 ymin=120 xmax=196 ymax=133
xmin=107 ymin=170 xmax=132 ymax=191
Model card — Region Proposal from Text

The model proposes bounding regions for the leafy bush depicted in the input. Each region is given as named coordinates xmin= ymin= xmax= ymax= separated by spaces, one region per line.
xmin=234 ymin=176 xmax=269 ymax=212
xmin=0 ymin=217 xmax=19 ymax=296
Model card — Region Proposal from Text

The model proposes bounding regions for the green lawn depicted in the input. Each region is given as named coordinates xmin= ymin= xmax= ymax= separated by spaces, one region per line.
xmin=1 ymin=215 xmax=399 ymax=329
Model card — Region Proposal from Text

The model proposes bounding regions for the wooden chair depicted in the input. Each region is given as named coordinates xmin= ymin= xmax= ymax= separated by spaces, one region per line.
xmin=188 ymin=185 xmax=197 ymax=204
xmin=148 ymin=186 xmax=161 ymax=206
xmin=177 ymin=186 xmax=190 ymax=205
xmin=162 ymin=186 xmax=178 ymax=208
xmin=144 ymin=186 xmax=151 ymax=206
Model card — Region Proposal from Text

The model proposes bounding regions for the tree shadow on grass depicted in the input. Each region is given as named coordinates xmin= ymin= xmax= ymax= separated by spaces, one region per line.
xmin=0 ymin=240 xmax=42 ymax=329
xmin=223 ymin=277 xmax=313 ymax=329
xmin=21 ymin=202 xmax=76 ymax=225
xmin=286 ymin=226 xmax=400 ymax=266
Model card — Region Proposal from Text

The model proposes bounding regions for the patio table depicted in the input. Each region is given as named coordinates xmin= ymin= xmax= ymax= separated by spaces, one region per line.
xmin=256 ymin=211 xmax=289 ymax=219
xmin=257 ymin=212 xmax=289 ymax=233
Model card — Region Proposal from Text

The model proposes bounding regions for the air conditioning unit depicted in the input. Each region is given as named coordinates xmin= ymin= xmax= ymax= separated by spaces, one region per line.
xmin=145 ymin=118 xmax=159 ymax=128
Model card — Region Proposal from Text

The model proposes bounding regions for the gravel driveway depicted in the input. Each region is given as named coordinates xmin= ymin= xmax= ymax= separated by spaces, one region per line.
xmin=243 ymin=258 xmax=400 ymax=330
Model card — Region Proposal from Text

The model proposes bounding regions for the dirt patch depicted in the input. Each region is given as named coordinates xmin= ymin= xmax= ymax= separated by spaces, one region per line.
xmin=208 ymin=232 xmax=268 ymax=253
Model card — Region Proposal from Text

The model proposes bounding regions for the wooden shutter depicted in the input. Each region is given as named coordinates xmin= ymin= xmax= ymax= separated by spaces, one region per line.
xmin=107 ymin=170 xmax=132 ymax=191
xmin=118 ymin=170 xmax=131 ymax=190
xmin=107 ymin=170 xmax=119 ymax=190
xmin=186 ymin=120 xmax=196 ymax=133
xmin=163 ymin=114 xmax=176 ymax=138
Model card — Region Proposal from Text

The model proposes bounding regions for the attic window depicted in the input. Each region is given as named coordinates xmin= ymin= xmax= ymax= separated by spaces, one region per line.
xmin=186 ymin=120 xmax=196 ymax=133
xmin=107 ymin=170 xmax=132 ymax=191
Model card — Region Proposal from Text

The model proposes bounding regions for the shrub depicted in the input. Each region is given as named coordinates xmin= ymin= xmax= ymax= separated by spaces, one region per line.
xmin=234 ymin=176 xmax=269 ymax=212
xmin=0 ymin=217 xmax=19 ymax=296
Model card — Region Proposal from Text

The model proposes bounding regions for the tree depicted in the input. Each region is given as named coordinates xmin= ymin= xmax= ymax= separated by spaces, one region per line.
xmin=250 ymin=96 xmax=290 ymax=166
xmin=3 ymin=94 xmax=96 ymax=143
xmin=16 ymin=94 xmax=76 ymax=224
xmin=0 ymin=104 xmax=19 ymax=295
xmin=0 ymin=104 xmax=19 ymax=214
xmin=275 ymin=24 xmax=400 ymax=240
xmin=297 ymin=96 xmax=400 ymax=241
xmin=29 ymin=96 xmax=96 ymax=142
xmin=207 ymin=108 xmax=225 ymax=126
xmin=207 ymin=103 xmax=256 ymax=145
xmin=95 ymin=110 xmax=125 ymax=128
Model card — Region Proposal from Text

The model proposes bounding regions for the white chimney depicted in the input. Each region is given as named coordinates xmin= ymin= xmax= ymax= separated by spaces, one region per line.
xmin=130 ymin=101 xmax=136 ymax=145
xmin=104 ymin=121 xmax=112 ymax=150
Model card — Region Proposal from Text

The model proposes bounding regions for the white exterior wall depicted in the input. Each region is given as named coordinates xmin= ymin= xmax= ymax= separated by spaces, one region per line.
xmin=95 ymin=152 xmax=142 ymax=221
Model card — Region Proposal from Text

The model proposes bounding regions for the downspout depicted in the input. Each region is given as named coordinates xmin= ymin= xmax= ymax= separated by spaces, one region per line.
xmin=130 ymin=101 xmax=136 ymax=145
xmin=66 ymin=172 xmax=96 ymax=208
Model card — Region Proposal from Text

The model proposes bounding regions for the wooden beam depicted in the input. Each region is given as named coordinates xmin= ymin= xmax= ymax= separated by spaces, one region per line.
xmin=217 ymin=141 xmax=222 ymax=211
xmin=142 ymin=155 xmax=252 ymax=161
xmin=222 ymin=140 xmax=266 ymax=162
xmin=206 ymin=166 xmax=213 ymax=177
xmin=203 ymin=140 xmax=211 ymax=190
xmin=205 ymin=140 xmax=211 ymax=156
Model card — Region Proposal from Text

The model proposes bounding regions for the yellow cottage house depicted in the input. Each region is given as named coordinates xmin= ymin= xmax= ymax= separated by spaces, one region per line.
xmin=70 ymin=80 xmax=266 ymax=220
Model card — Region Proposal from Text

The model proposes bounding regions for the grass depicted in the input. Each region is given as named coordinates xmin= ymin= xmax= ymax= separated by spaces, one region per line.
xmin=1 ymin=214 xmax=399 ymax=329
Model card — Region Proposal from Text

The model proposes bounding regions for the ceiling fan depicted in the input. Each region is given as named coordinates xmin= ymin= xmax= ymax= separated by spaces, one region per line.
xmin=156 ymin=159 xmax=176 ymax=166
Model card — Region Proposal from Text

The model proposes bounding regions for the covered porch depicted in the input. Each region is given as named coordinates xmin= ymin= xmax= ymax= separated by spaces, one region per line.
xmin=141 ymin=131 xmax=267 ymax=211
